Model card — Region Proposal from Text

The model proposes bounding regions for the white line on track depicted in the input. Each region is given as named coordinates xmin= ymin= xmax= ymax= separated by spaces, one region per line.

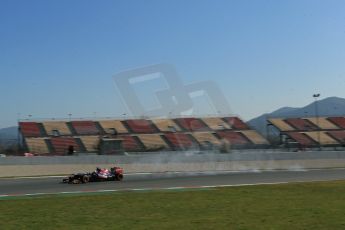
xmin=0 ymin=169 xmax=313 ymax=180
xmin=0 ymin=179 xmax=337 ymax=199
xmin=97 ymin=189 xmax=117 ymax=192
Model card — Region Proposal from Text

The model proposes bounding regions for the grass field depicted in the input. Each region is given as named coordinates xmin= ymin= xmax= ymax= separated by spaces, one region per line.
xmin=1 ymin=181 xmax=345 ymax=229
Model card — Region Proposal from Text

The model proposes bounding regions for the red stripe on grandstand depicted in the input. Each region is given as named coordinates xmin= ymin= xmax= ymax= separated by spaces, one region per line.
xmin=327 ymin=131 xmax=345 ymax=144
xmin=70 ymin=121 xmax=99 ymax=135
xmin=222 ymin=117 xmax=249 ymax=130
xmin=217 ymin=131 xmax=250 ymax=145
xmin=19 ymin=122 xmax=42 ymax=137
xmin=286 ymin=132 xmax=317 ymax=146
xmin=328 ymin=117 xmax=345 ymax=129
xmin=164 ymin=133 xmax=195 ymax=149
xmin=125 ymin=119 xmax=157 ymax=133
xmin=120 ymin=135 xmax=141 ymax=151
xmin=50 ymin=137 xmax=80 ymax=155
xmin=174 ymin=118 xmax=209 ymax=131
xmin=284 ymin=118 xmax=318 ymax=131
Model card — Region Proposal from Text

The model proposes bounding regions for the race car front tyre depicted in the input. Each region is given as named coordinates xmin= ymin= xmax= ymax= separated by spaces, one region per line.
xmin=82 ymin=175 xmax=90 ymax=183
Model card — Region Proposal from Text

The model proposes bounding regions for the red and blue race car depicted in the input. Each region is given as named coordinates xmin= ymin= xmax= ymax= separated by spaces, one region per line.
xmin=63 ymin=166 xmax=124 ymax=184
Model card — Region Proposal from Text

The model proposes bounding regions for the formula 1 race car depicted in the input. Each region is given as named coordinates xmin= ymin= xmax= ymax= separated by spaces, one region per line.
xmin=62 ymin=166 xmax=124 ymax=184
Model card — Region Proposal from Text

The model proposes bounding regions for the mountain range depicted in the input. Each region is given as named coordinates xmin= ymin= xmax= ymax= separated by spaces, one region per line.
xmin=0 ymin=126 xmax=18 ymax=145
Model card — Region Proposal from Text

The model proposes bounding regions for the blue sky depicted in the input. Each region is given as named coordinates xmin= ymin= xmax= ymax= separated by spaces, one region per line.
xmin=1 ymin=0 xmax=345 ymax=128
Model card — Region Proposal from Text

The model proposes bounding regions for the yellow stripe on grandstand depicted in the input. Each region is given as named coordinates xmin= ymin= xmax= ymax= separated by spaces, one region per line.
xmin=241 ymin=130 xmax=269 ymax=145
xmin=201 ymin=117 xmax=231 ymax=130
xmin=79 ymin=136 xmax=100 ymax=152
xmin=268 ymin=119 xmax=295 ymax=131
xmin=192 ymin=132 xmax=221 ymax=145
xmin=137 ymin=134 xmax=168 ymax=149
xmin=306 ymin=117 xmax=339 ymax=130
xmin=26 ymin=138 xmax=50 ymax=154
xmin=42 ymin=121 xmax=72 ymax=135
xmin=303 ymin=131 xmax=339 ymax=145
xmin=98 ymin=120 xmax=129 ymax=134
xmin=151 ymin=119 xmax=181 ymax=132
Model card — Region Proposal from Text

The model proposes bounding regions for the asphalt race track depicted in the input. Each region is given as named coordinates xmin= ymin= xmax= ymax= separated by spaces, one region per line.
xmin=1 ymin=169 xmax=345 ymax=197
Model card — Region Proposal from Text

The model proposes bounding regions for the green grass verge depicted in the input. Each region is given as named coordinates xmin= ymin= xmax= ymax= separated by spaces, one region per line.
xmin=1 ymin=181 xmax=345 ymax=229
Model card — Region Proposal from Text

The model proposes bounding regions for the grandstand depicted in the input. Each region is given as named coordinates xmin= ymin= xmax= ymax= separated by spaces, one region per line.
xmin=18 ymin=116 xmax=268 ymax=155
xmin=268 ymin=116 xmax=345 ymax=148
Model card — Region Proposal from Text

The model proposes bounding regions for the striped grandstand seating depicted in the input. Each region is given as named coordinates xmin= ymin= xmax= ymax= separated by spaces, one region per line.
xmin=192 ymin=132 xmax=221 ymax=146
xmin=222 ymin=117 xmax=249 ymax=130
xmin=42 ymin=121 xmax=72 ymax=136
xmin=19 ymin=116 xmax=270 ymax=154
xmin=124 ymin=119 xmax=158 ymax=133
xmin=285 ymin=132 xmax=316 ymax=146
xmin=79 ymin=136 xmax=100 ymax=152
xmin=327 ymin=131 xmax=345 ymax=144
xmin=269 ymin=116 xmax=345 ymax=147
xmin=70 ymin=121 xmax=100 ymax=135
xmin=174 ymin=118 xmax=209 ymax=131
xmin=137 ymin=134 xmax=169 ymax=150
xmin=303 ymin=131 xmax=338 ymax=145
xmin=241 ymin=130 xmax=269 ymax=145
xmin=151 ymin=119 xmax=182 ymax=132
xmin=268 ymin=118 xmax=295 ymax=131
xmin=120 ymin=135 xmax=143 ymax=151
xmin=25 ymin=138 xmax=50 ymax=154
xmin=98 ymin=120 xmax=129 ymax=134
xmin=305 ymin=117 xmax=339 ymax=130
xmin=216 ymin=131 xmax=250 ymax=145
xmin=163 ymin=133 xmax=196 ymax=150
xmin=19 ymin=122 xmax=43 ymax=137
xmin=201 ymin=117 xmax=231 ymax=130
xmin=328 ymin=117 xmax=345 ymax=129
xmin=50 ymin=137 xmax=81 ymax=155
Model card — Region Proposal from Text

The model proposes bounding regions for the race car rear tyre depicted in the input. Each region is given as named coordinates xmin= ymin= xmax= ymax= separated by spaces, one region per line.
xmin=116 ymin=174 xmax=123 ymax=181
xmin=82 ymin=175 xmax=90 ymax=183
